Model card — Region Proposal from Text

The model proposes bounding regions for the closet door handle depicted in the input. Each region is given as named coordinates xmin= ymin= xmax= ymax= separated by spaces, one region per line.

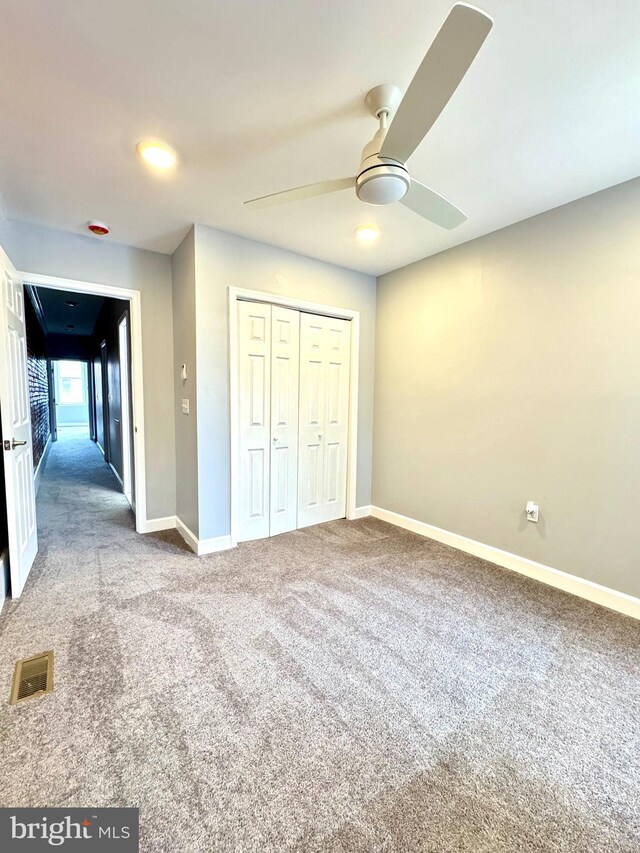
xmin=317 ymin=432 xmax=323 ymax=440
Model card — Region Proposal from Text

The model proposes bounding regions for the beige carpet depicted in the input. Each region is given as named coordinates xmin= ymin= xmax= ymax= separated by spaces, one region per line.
xmin=0 ymin=434 xmax=639 ymax=852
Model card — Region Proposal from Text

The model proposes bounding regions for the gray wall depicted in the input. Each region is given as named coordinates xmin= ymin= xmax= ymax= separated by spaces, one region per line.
xmin=171 ymin=228 xmax=199 ymax=535
xmin=373 ymin=177 xmax=640 ymax=598
xmin=192 ymin=225 xmax=377 ymax=541
xmin=0 ymin=220 xmax=176 ymax=521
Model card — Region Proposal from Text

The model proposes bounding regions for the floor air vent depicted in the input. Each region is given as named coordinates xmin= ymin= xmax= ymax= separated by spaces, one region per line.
xmin=10 ymin=651 xmax=54 ymax=704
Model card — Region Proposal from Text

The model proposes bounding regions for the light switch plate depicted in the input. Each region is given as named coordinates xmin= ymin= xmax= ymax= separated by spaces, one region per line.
xmin=181 ymin=398 xmax=190 ymax=414
xmin=526 ymin=500 xmax=539 ymax=523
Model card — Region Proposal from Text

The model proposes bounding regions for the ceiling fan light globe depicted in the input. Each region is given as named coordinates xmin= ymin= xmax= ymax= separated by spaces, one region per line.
xmin=356 ymin=166 xmax=410 ymax=206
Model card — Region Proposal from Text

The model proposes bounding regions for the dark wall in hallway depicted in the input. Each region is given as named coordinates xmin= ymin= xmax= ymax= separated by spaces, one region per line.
xmin=90 ymin=298 xmax=129 ymax=482
xmin=25 ymin=294 xmax=50 ymax=470
xmin=46 ymin=334 xmax=92 ymax=360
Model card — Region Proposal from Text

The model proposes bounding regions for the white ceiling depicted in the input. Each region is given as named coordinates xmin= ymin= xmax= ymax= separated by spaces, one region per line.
xmin=1 ymin=0 xmax=639 ymax=276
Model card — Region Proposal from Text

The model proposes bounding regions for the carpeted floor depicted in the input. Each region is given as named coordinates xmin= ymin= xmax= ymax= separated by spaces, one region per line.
xmin=0 ymin=434 xmax=639 ymax=852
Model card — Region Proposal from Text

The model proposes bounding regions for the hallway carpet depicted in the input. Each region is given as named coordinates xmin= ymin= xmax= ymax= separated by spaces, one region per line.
xmin=1 ymin=435 xmax=639 ymax=852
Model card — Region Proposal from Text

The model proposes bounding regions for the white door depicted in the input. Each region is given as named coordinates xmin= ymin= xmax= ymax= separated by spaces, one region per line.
xmin=0 ymin=249 xmax=38 ymax=597
xmin=238 ymin=301 xmax=271 ymax=542
xmin=298 ymin=313 xmax=350 ymax=528
xmin=270 ymin=306 xmax=300 ymax=536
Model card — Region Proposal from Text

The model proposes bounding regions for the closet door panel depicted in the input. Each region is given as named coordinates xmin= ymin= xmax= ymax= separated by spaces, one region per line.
xmin=298 ymin=314 xmax=327 ymax=528
xmin=298 ymin=313 xmax=350 ymax=527
xmin=322 ymin=316 xmax=350 ymax=521
xmin=270 ymin=306 xmax=300 ymax=536
xmin=238 ymin=301 xmax=271 ymax=541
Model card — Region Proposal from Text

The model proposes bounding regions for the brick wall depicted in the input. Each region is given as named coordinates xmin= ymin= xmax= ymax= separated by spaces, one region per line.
xmin=25 ymin=295 xmax=50 ymax=470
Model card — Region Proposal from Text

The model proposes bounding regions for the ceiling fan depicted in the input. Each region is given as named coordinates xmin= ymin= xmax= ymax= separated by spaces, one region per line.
xmin=244 ymin=3 xmax=493 ymax=230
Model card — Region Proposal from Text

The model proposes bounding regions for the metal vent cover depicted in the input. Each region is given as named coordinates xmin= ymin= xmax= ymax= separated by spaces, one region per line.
xmin=10 ymin=651 xmax=54 ymax=704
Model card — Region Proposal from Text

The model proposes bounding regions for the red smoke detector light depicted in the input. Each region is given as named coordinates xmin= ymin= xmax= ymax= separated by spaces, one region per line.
xmin=87 ymin=221 xmax=110 ymax=236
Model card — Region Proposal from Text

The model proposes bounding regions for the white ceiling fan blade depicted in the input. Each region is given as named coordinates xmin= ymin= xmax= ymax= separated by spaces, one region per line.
xmin=244 ymin=177 xmax=355 ymax=208
xmin=401 ymin=179 xmax=467 ymax=229
xmin=380 ymin=4 xmax=493 ymax=163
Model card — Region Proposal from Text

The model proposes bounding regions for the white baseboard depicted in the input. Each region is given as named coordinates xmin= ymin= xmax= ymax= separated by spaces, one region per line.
xmin=175 ymin=517 xmax=233 ymax=556
xmin=138 ymin=515 xmax=177 ymax=534
xmin=109 ymin=463 xmax=124 ymax=488
xmin=370 ymin=506 xmax=640 ymax=621
xmin=351 ymin=505 xmax=372 ymax=519
xmin=33 ymin=435 xmax=52 ymax=496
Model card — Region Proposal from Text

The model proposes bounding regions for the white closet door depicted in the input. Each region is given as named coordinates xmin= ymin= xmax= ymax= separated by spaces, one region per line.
xmin=298 ymin=313 xmax=350 ymax=528
xmin=270 ymin=306 xmax=300 ymax=536
xmin=238 ymin=301 xmax=271 ymax=542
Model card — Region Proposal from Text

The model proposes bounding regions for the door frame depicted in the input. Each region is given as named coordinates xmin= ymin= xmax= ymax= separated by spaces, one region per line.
xmin=99 ymin=340 xmax=110 ymax=461
xmin=87 ymin=354 xmax=96 ymax=442
xmin=117 ymin=310 xmax=134 ymax=508
xmin=228 ymin=286 xmax=360 ymax=548
xmin=18 ymin=271 xmax=149 ymax=533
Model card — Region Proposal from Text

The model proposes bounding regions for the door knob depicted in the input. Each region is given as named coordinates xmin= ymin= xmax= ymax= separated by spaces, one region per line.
xmin=273 ymin=436 xmax=278 ymax=443
xmin=11 ymin=439 xmax=27 ymax=449
xmin=317 ymin=432 xmax=323 ymax=440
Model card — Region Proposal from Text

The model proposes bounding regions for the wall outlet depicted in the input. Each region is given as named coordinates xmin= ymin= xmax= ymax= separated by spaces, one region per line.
xmin=181 ymin=398 xmax=190 ymax=414
xmin=525 ymin=500 xmax=539 ymax=523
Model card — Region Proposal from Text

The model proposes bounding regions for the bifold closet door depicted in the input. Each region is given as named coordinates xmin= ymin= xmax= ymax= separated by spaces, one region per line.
xmin=238 ymin=301 xmax=300 ymax=542
xmin=298 ymin=312 xmax=351 ymax=528
xmin=269 ymin=306 xmax=300 ymax=536
xmin=238 ymin=301 xmax=272 ymax=542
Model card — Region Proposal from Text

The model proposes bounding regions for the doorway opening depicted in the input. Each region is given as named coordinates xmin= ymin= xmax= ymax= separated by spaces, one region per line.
xmin=52 ymin=359 xmax=90 ymax=439
xmin=24 ymin=284 xmax=136 ymax=522
xmin=0 ymin=256 xmax=147 ymax=600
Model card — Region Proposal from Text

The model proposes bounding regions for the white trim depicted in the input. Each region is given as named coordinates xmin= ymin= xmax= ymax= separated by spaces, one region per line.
xmin=228 ymin=286 xmax=360 ymax=548
xmin=176 ymin=517 xmax=233 ymax=556
xmin=118 ymin=312 xmax=133 ymax=506
xmin=19 ymin=271 xmax=148 ymax=534
xmin=229 ymin=292 xmax=240 ymax=547
xmin=33 ymin=434 xmax=52 ymax=496
xmin=199 ymin=534 xmax=233 ymax=556
xmin=352 ymin=505 xmax=372 ymax=519
xmin=345 ymin=314 xmax=359 ymax=523
xmin=109 ymin=462 xmax=124 ymax=488
xmin=176 ymin=517 xmax=198 ymax=552
xmin=139 ymin=515 xmax=176 ymax=534
xmin=370 ymin=506 xmax=640 ymax=621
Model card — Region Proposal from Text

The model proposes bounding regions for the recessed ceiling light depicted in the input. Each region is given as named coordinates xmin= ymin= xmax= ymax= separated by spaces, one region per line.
xmin=355 ymin=225 xmax=381 ymax=243
xmin=136 ymin=139 xmax=178 ymax=169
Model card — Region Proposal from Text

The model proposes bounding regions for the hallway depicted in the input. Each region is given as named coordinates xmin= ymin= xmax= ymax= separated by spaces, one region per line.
xmin=1 ymin=436 xmax=639 ymax=852
xmin=37 ymin=429 xmax=136 ymax=551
